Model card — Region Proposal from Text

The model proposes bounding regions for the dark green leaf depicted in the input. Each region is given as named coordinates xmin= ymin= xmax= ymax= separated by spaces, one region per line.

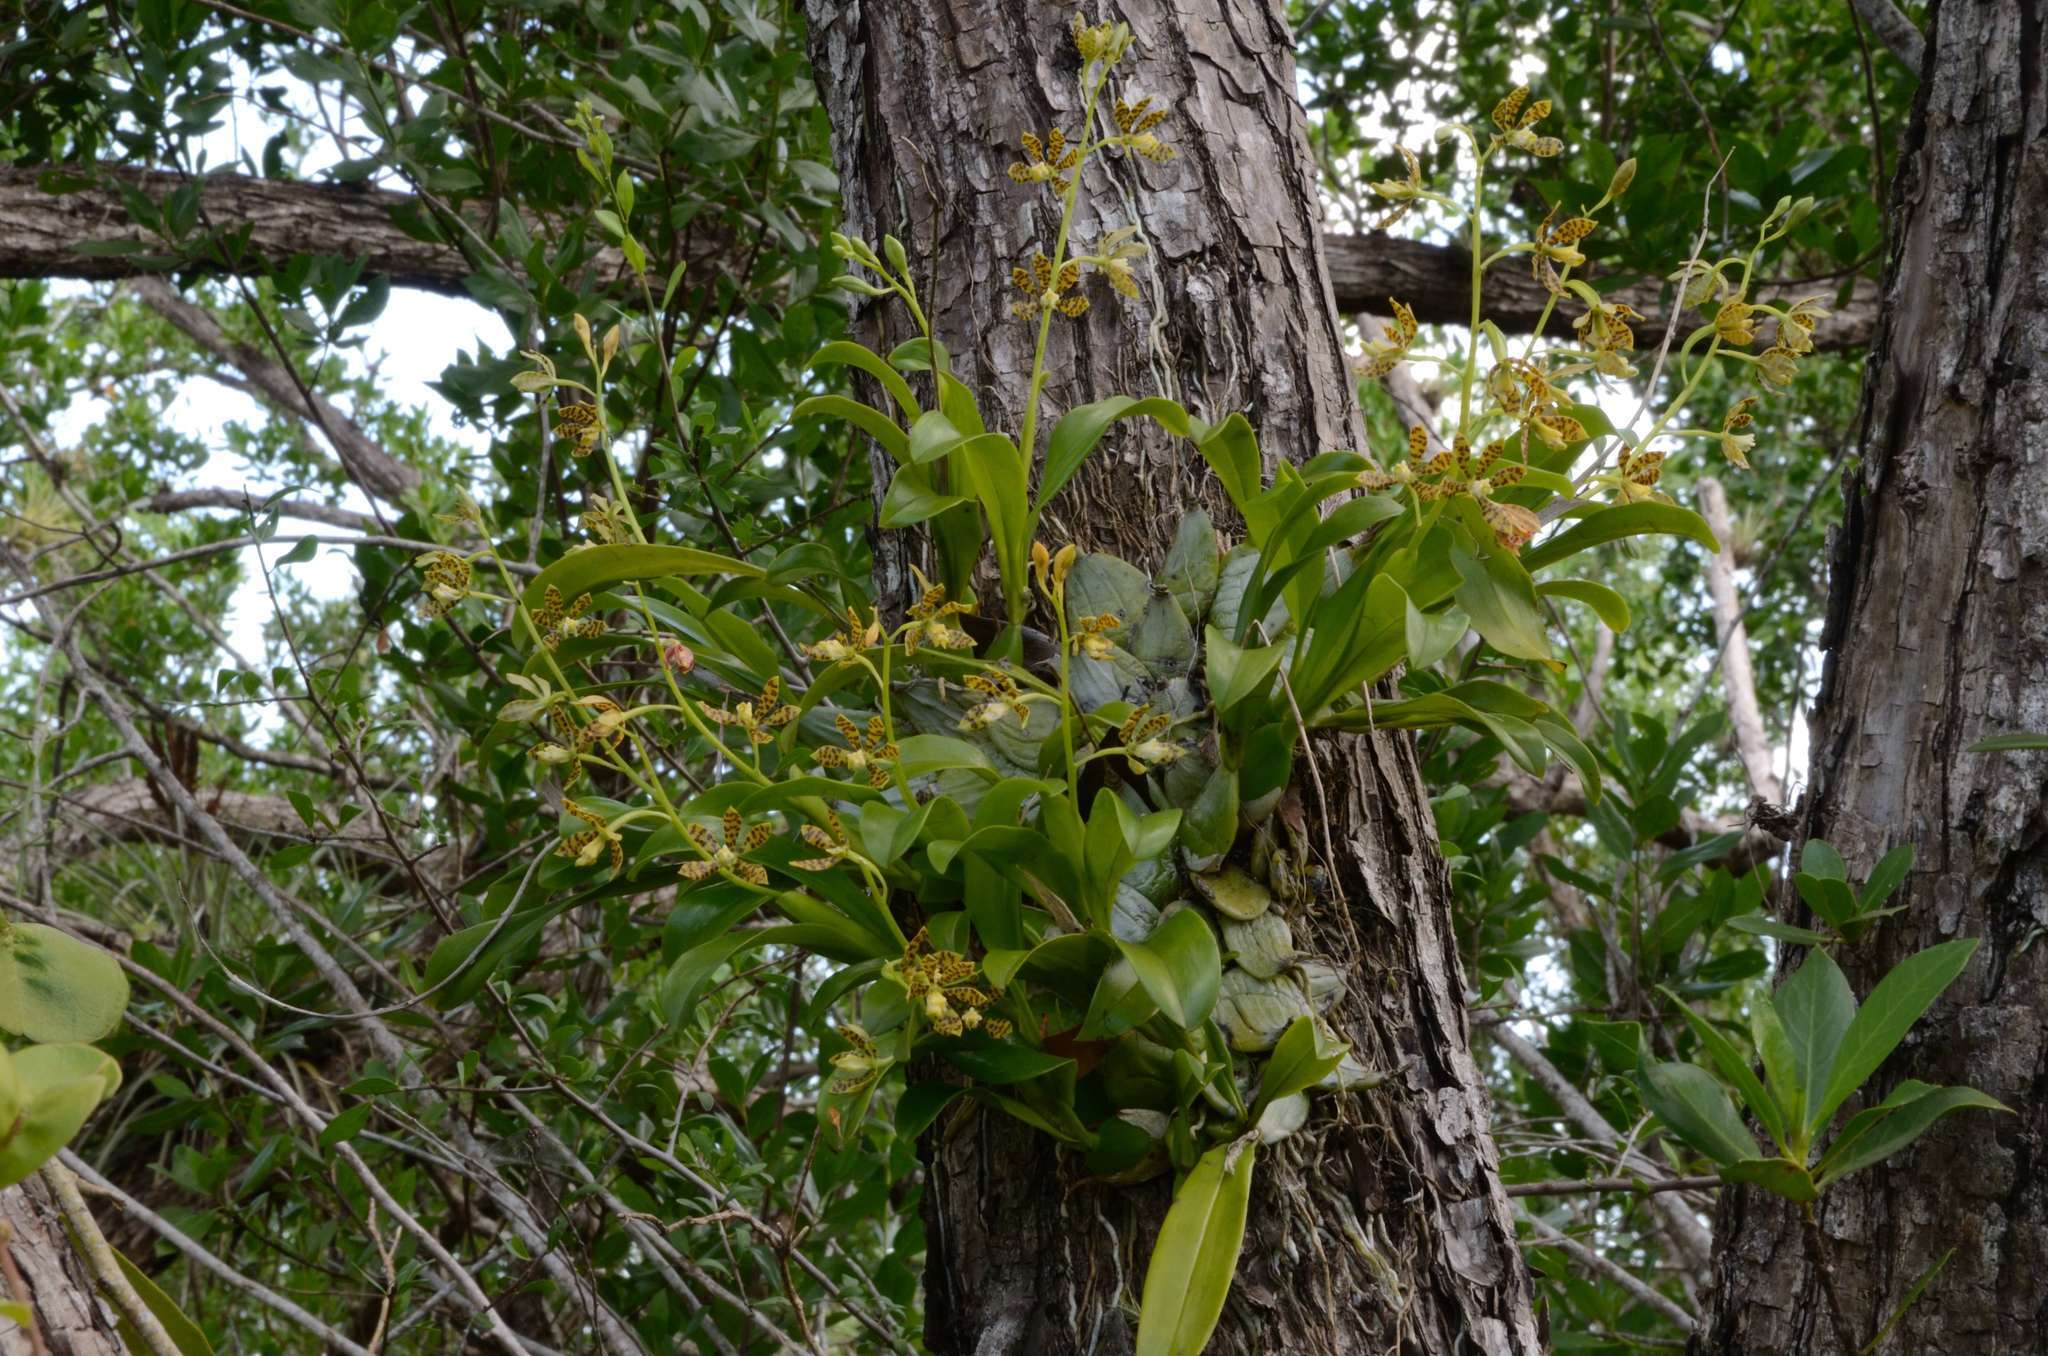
xmin=1813 ymin=939 xmax=1978 ymax=1132
xmin=1636 ymin=1058 xmax=1758 ymax=1166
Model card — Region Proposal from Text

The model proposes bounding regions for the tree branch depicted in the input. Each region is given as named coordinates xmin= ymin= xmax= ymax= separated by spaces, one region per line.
xmin=1698 ymin=477 xmax=1785 ymax=805
xmin=57 ymin=1153 xmax=376 ymax=1356
xmin=1491 ymin=1024 xmax=1716 ymax=1275
xmin=1848 ymin=0 xmax=1925 ymax=71
xmin=125 ymin=276 xmax=422 ymax=502
xmin=1489 ymin=764 xmax=1783 ymax=873
xmin=0 ymin=165 xmax=1878 ymax=350
xmin=1521 ymin=1215 xmax=1699 ymax=1333
xmin=1506 ymin=1174 xmax=1723 ymax=1198
xmin=135 ymin=487 xmax=381 ymax=532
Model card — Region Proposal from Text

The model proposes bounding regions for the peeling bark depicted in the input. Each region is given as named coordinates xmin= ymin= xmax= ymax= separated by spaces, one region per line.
xmin=1697 ymin=2 xmax=2048 ymax=1352
xmin=802 ymin=2 xmax=1537 ymax=1351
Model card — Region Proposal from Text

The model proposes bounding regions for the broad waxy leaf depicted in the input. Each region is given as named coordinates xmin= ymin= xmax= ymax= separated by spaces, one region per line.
xmin=519 ymin=542 xmax=761 ymax=612
xmin=1117 ymin=908 xmax=1222 ymax=1032
xmin=809 ymin=340 xmax=919 ymax=418
xmin=1666 ymin=990 xmax=1788 ymax=1151
xmin=0 ymin=924 xmax=130 ymax=1044
xmin=793 ymin=393 xmax=908 ymax=461
xmin=1195 ymin=414 xmax=1263 ymax=529
xmin=1036 ymin=395 xmax=1192 ymax=515
xmin=1453 ymin=544 xmax=1555 ymax=665
xmin=0 ymin=1044 xmax=122 ymax=1189
xmin=1204 ymin=625 xmax=1285 ymax=713
xmin=1253 ymin=1015 xmax=1346 ymax=1116
xmin=1719 ymin=1156 xmax=1816 ymax=1203
xmin=906 ymin=409 xmax=969 ymax=464
xmin=1521 ymin=501 xmax=1720 ymax=571
xmin=1135 ymin=1141 xmax=1256 ymax=1356
xmin=1214 ymin=968 xmax=1313 ymax=1052
xmin=1815 ymin=1080 xmax=2009 ymax=1187
xmin=879 ymin=464 xmax=967 ymax=527
xmin=1083 ymin=957 xmax=1160 ymax=1039
xmin=1859 ymin=842 xmax=1916 ymax=913
xmin=1536 ymin=577 xmax=1632 ymax=631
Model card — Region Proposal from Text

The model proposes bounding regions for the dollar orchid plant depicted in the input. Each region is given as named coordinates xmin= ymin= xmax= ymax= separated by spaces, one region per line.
xmin=415 ymin=15 xmax=1995 ymax=1351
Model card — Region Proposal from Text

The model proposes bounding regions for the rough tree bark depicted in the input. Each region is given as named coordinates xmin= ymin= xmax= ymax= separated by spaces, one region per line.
xmin=0 ymin=1178 xmax=122 ymax=1355
xmin=803 ymin=2 xmax=1538 ymax=1352
xmin=1697 ymin=1 xmax=2048 ymax=1351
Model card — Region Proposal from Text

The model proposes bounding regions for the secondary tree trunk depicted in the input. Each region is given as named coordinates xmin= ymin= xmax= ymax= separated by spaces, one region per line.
xmin=802 ymin=2 xmax=1538 ymax=1352
xmin=1697 ymin=2 xmax=2048 ymax=1351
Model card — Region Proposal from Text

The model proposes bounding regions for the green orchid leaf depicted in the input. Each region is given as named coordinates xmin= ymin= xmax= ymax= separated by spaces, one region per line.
xmin=794 ymin=393 xmax=909 ymax=462
xmin=1521 ymin=501 xmax=1719 ymax=571
xmin=1036 ymin=395 xmax=1192 ymax=515
xmin=1536 ymin=577 xmax=1631 ymax=631
xmin=1252 ymin=1015 xmax=1346 ymax=1117
xmin=1134 ymin=1140 xmax=1256 ymax=1356
xmin=809 ymin=341 xmax=919 ymax=419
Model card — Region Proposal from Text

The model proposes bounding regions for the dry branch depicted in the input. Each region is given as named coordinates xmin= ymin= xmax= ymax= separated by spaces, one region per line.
xmin=0 ymin=165 xmax=1878 ymax=351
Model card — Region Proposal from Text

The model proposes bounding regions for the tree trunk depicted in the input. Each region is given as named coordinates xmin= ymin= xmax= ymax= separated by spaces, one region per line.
xmin=0 ymin=1177 xmax=122 ymax=1355
xmin=1697 ymin=2 xmax=2048 ymax=1351
xmin=802 ymin=2 xmax=1538 ymax=1352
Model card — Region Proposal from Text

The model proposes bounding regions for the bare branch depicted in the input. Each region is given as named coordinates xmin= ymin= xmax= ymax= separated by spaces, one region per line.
xmin=1489 ymin=763 xmax=1782 ymax=872
xmin=1848 ymin=0 xmax=1926 ymax=70
xmin=47 ymin=777 xmax=451 ymax=880
xmin=135 ymin=487 xmax=381 ymax=532
xmin=1505 ymin=1174 xmax=1723 ymax=1198
xmin=1324 ymin=232 xmax=1877 ymax=351
xmin=1698 ymin=477 xmax=1785 ymax=805
xmin=39 ymin=1166 xmax=182 ymax=1356
xmin=126 ymin=275 xmax=421 ymax=502
xmin=1491 ymin=1024 xmax=1716 ymax=1275
xmin=0 ymin=166 xmax=1877 ymax=351
xmin=58 ymin=1153 xmax=378 ymax=1356
xmin=1521 ymin=1215 xmax=1699 ymax=1333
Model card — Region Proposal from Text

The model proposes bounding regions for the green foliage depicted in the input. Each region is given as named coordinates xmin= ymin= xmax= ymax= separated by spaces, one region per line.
xmin=0 ymin=923 xmax=129 ymax=1044
xmin=413 ymin=33 xmax=1888 ymax=1340
xmin=0 ymin=0 xmax=1953 ymax=1348
xmin=1134 ymin=1139 xmax=1257 ymax=1356
xmin=1638 ymin=932 xmax=2003 ymax=1201
xmin=0 ymin=1042 xmax=123 ymax=1188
